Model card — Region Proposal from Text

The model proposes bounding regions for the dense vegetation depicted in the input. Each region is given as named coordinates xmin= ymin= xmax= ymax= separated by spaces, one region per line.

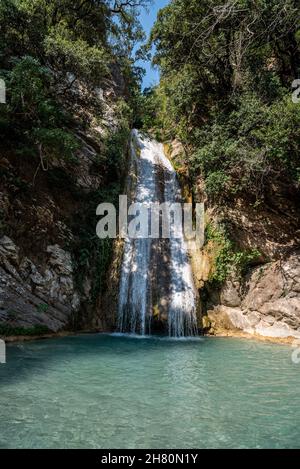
xmin=134 ymin=0 xmax=300 ymax=283
xmin=144 ymin=0 xmax=300 ymax=202
xmin=0 ymin=0 xmax=151 ymax=320
xmin=1 ymin=0 xmax=299 ymax=299
xmin=0 ymin=0 xmax=151 ymax=159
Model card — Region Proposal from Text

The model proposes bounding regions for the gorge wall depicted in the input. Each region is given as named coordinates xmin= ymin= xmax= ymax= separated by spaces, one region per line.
xmin=204 ymin=203 xmax=300 ymax=341
xmin=166 ymin=140 xmax=300 ymax=342
xmin=0 ymin=80 xmax=128 ymax=337
xmin=145 ymin=0 xmax=300 ymax=343
xmin=207 ymin=253 xmax=300 ymax=341
xmin=0 ymin=0 xmax=152 ymax=339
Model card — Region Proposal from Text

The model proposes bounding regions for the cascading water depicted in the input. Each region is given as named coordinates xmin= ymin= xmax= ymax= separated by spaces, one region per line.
xmin=118 ymin=130 xmax=198 ymax=337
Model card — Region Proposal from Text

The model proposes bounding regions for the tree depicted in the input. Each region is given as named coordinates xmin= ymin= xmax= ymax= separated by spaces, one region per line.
xmin=148 ymin=0 xmax=300 ymax=200
xmin=0 ymin=0 xmax=152 ymax=169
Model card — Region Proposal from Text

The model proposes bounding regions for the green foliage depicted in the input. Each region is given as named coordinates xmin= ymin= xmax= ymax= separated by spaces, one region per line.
xmin=133 ymin=87 xmax=161 ymax=131
xmin=36 ymin=303 xmax=49 ymax=314
xmin=205 ymin=172 xmax=230 ymax=197
xmin=0 ymin=0 xmax=151 ymax=164
xmin=32 ymin=128 xmax=79 ymax=161
xmin=72 ymin=184 xmax=120 ymax=304
xmin=0 ymin=324 xmax=51 ymax=336
xmin=105 ymin=127 xmax=130 ymax=179
xmin=0 ymin=0 xmax=153 ymax=327
xmin=9 ymin=56 xmax=51 ymax=114
xmin=150 ymin=0 xmax=300 ymax=198
xmin=44 ymin=25 xmax=110 ymax=84
xmin=205 ymin=223 xmax=261 ymax=283
xmin=0 ymin=0 xmax=151 ymax=68
xmin=0 ymin=56 xmax=50 ymax=138
xmin=7 ymin=310 xmax=18 ymax=320
xmin=0 ymin=55 xmax=79 ymax=163
xmin=72 ymin=123 xmax=129 ymax=305
xmin=189 ymin=93 xmax=300 ymax=197
xmin=114 ymin=98 xmax=133 ymax=129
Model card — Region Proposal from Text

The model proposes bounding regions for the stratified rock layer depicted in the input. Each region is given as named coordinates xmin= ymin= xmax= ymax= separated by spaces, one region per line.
xmin=0 ymin=236 xmax=79 ymax=332
xmin=208 ymin=252 xmax=300 ymax=339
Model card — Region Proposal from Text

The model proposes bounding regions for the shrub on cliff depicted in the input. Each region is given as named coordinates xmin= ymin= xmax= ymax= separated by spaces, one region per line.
xmin=149 ymin=0 xmax=300 ymax=200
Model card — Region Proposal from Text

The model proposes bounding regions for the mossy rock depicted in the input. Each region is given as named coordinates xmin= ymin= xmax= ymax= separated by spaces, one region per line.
xmin=0 ymin=324 xmax=51 ymax=337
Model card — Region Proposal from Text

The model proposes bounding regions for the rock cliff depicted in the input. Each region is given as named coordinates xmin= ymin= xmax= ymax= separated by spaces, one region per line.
xmin=0 ymin=236 xmax=79 ymax=332
xmin=208 ymin=252 xmax=300 ymax=340
xmin=0 ymin=81 xmax=128 ymax=337
xmin=167 ymin=140 xmax=300 ymax=341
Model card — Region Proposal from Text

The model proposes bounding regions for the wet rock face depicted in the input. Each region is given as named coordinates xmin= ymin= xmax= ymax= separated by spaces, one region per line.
xmin=220 ymin=276 xmax=242 ymax=308
xmin=0 ymin=236 xmax=80 ymax=332
xmin=209 ymin=252 xmax=300 ymax=339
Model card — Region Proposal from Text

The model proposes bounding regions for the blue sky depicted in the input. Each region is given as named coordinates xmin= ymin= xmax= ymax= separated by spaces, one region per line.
xmin=137 ymin=0 xmax=170 ymax=89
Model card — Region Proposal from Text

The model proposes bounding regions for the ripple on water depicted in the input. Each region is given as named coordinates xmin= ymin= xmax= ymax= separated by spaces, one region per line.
xmin=0 ymin=334 xmax=299 ymax=449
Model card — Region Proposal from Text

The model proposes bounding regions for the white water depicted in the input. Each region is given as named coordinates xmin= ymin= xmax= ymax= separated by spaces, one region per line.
xmin=118 ymin=130 xmax=198 ymax=337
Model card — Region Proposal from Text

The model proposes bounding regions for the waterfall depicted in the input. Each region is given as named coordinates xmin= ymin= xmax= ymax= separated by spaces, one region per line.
xmin=118 ymin=130 xmax=198 ymax=337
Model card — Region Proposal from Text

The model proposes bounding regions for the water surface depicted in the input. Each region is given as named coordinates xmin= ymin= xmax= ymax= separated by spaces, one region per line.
xmin=0 ymin=334 xmax=299 ymax=448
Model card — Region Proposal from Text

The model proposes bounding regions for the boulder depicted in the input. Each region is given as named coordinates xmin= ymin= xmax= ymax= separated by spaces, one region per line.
xmin=209 ymin=252 xmax=300 ymax=339
xmin=0 ymin=236 xmax=80 ymax=333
